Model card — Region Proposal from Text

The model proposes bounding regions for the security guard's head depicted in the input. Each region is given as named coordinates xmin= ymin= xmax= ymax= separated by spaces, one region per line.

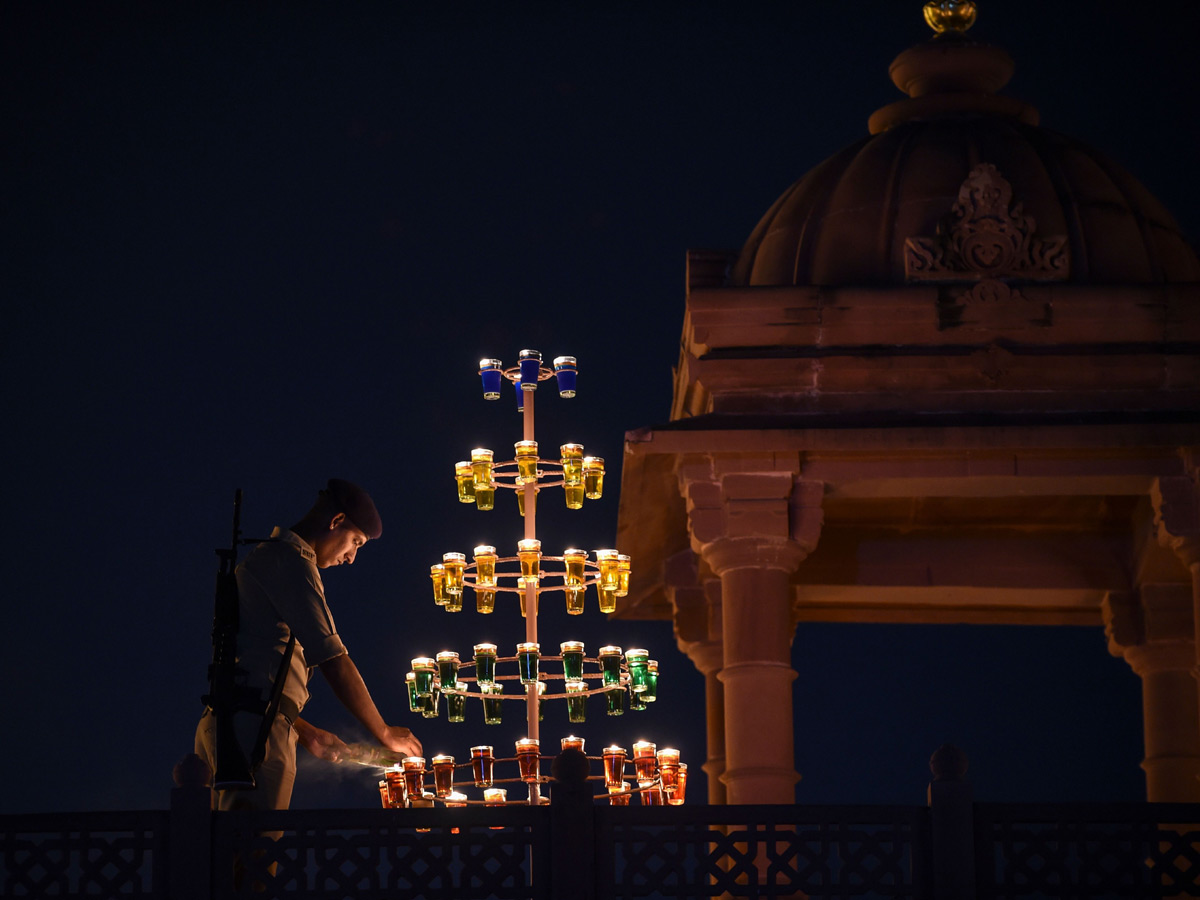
xmin=299 ymin=478 xmax=382 ymax=568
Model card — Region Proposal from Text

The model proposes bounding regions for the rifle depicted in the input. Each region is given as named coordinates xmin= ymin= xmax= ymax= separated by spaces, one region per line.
xmin=201 ymin=489 xmax=262 ymax=790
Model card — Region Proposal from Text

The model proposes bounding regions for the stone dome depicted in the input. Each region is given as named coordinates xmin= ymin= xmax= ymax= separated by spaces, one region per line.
xmin=730 ymin=29 xmax=1200 ymax=288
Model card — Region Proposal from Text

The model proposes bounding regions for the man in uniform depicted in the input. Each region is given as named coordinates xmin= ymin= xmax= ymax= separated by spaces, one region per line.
xmin=196 ymin=478 xmax=421 ymax=810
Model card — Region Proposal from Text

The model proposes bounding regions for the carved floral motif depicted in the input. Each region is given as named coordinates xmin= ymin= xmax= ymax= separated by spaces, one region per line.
xmin=904 ymin=163 xmax=1069 ymax=282
xmin=936 ymin=278 xmax=1053 ymax=331
xmin=961 ymin=279 xmax=1020 ymax=304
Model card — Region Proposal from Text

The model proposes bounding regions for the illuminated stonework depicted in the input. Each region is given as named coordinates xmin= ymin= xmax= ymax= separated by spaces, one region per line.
xmin=938 ymin=279 xmax=1053 ymax=332
xmin=904 ymin=163 xmax=1069 ymax=283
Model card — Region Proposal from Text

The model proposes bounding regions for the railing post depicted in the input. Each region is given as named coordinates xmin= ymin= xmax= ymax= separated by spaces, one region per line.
xmin=550 ymin=748 xmax=596 ymax=899
xmin=927 ymin=744 xmax=976 ymax=900
xmin=169 ymin=753 xmax=213 ymax=900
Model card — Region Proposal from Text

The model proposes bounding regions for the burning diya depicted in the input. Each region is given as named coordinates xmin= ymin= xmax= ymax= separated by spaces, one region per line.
xmin=368 ymin=352 xmax=683 ymax=808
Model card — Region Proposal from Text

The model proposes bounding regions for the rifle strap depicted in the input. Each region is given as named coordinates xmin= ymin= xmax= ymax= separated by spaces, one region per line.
xmin=249 ymin=633 xmax=297 ymax=773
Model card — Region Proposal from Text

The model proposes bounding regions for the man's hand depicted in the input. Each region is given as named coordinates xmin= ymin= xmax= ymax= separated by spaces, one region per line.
xmin=381 ymin=725 xmax=422 ymax=758
xmin=319 ymin=653 xmax=423 ymax=757
xmin=294 ymin=719 xmax=351 ymax=762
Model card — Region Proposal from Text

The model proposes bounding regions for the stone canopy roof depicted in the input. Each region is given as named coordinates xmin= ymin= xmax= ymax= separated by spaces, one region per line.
xmin=612 ymin=7 xmax=1200 ymax=632
xmin=730 ymin=30 xmax=1200 ymax=289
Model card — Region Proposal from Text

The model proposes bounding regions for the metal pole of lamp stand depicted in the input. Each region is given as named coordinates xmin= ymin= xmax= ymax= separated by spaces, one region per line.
xmin=522 ymin=385 xmax=541 ymax=806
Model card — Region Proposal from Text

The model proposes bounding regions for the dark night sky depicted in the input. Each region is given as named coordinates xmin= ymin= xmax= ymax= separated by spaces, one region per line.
xmin=3 ymin=2 xmax=1197 ymax=814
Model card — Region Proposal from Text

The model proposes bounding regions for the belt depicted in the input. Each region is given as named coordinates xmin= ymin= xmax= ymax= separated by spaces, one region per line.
xmin=202 ymin=696 xmax=301 ymax=725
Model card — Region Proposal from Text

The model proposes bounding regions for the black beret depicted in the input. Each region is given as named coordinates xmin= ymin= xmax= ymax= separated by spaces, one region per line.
xmin=327 ymin=478 xmax=382 ymax=539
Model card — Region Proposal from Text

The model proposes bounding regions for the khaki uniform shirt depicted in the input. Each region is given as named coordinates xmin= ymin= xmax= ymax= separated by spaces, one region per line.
xmin=236 ymin=526 xmax=347 ymax=716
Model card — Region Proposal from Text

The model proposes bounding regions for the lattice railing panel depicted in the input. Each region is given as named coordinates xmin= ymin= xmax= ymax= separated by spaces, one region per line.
xmin=976 ymin=802 xmax=1200 ymax=899
xmin=0 ymin=811 xmax=168 ymax=899
xmin=596 ymin=804 xmax=929 ymax=899
xmin=11 ymin=796 xmax=1200 ymax=899
xmin=213 ymin=805 xmax=550 ymax=900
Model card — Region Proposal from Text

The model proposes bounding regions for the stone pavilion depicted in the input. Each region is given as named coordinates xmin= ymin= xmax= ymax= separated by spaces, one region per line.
xmin=613 ymin=1 xmax=1200 ymax=807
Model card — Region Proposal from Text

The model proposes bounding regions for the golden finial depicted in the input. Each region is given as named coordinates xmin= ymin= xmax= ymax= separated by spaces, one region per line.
xmin=923 ymin=0 xmax=977 ymax=34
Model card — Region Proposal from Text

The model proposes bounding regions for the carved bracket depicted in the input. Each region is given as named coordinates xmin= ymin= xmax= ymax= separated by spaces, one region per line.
xmin=680 ymin=471 xmax=824 ymax=566
xmin=1104 ymin=586 xmax=1195 ymax=653
xmin=1152 ymin=474 xmax=1200 ymax=567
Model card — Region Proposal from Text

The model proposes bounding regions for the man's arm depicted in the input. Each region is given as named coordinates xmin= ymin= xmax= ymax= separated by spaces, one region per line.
xmin=293 ymin=717 xmax=350 ymax=761
xmin=317 ymin=652 xmax=422 ymax=757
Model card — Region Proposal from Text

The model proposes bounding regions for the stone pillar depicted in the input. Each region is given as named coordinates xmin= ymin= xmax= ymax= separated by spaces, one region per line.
xmin=1152 ymin=472 xmax=1200 ymax=737
xmin=1103 ymin=586 xmax=1200 ymax=802
xmin=550 ymin=748 xmax=596 ymax=899
xmin=169 ymin=754 xmax=213 ymax=900
xmin=690 ymin=640 xmax=726 ymax=805
xmin=667 ymin=549 xmax=726 ymax=803
xmin=927 ymin=744 xmax=976 ymax=900
xmin=681 ymin=467 xmax=823 ymax=805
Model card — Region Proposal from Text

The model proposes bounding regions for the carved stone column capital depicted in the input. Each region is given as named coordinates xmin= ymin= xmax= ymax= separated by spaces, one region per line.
xmin=1101 ymin=590 xmax=1139 ymax=658
xmin=663 ymin=547 xmax=701 ymax=594
xmin=1152 ymin=474 xmax=1200 ymax=568
xmin=679 ymin=468 xmax=824 ymax=565
xmin=700 ymin=536 xmax=811 ymax=578
xmin=670 ymin=583 xmax=710 ymax=644
xmin=665 ymin=553 xmax=706 ymax=641
xmin=1124 ymin=642 xmax=1197 ymax=677
xmin=1102 ymin=585 xmax=1200 ymax=802
xmin=672 ymin=584 xmax=725 ymax=676
xmin=1103 ymin=585 xmax=1195 ymax=670
xmin=663 ymin=550 xmax=723 ymax=661
xmin=683 ymin=640 xmax=724 ymax=678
